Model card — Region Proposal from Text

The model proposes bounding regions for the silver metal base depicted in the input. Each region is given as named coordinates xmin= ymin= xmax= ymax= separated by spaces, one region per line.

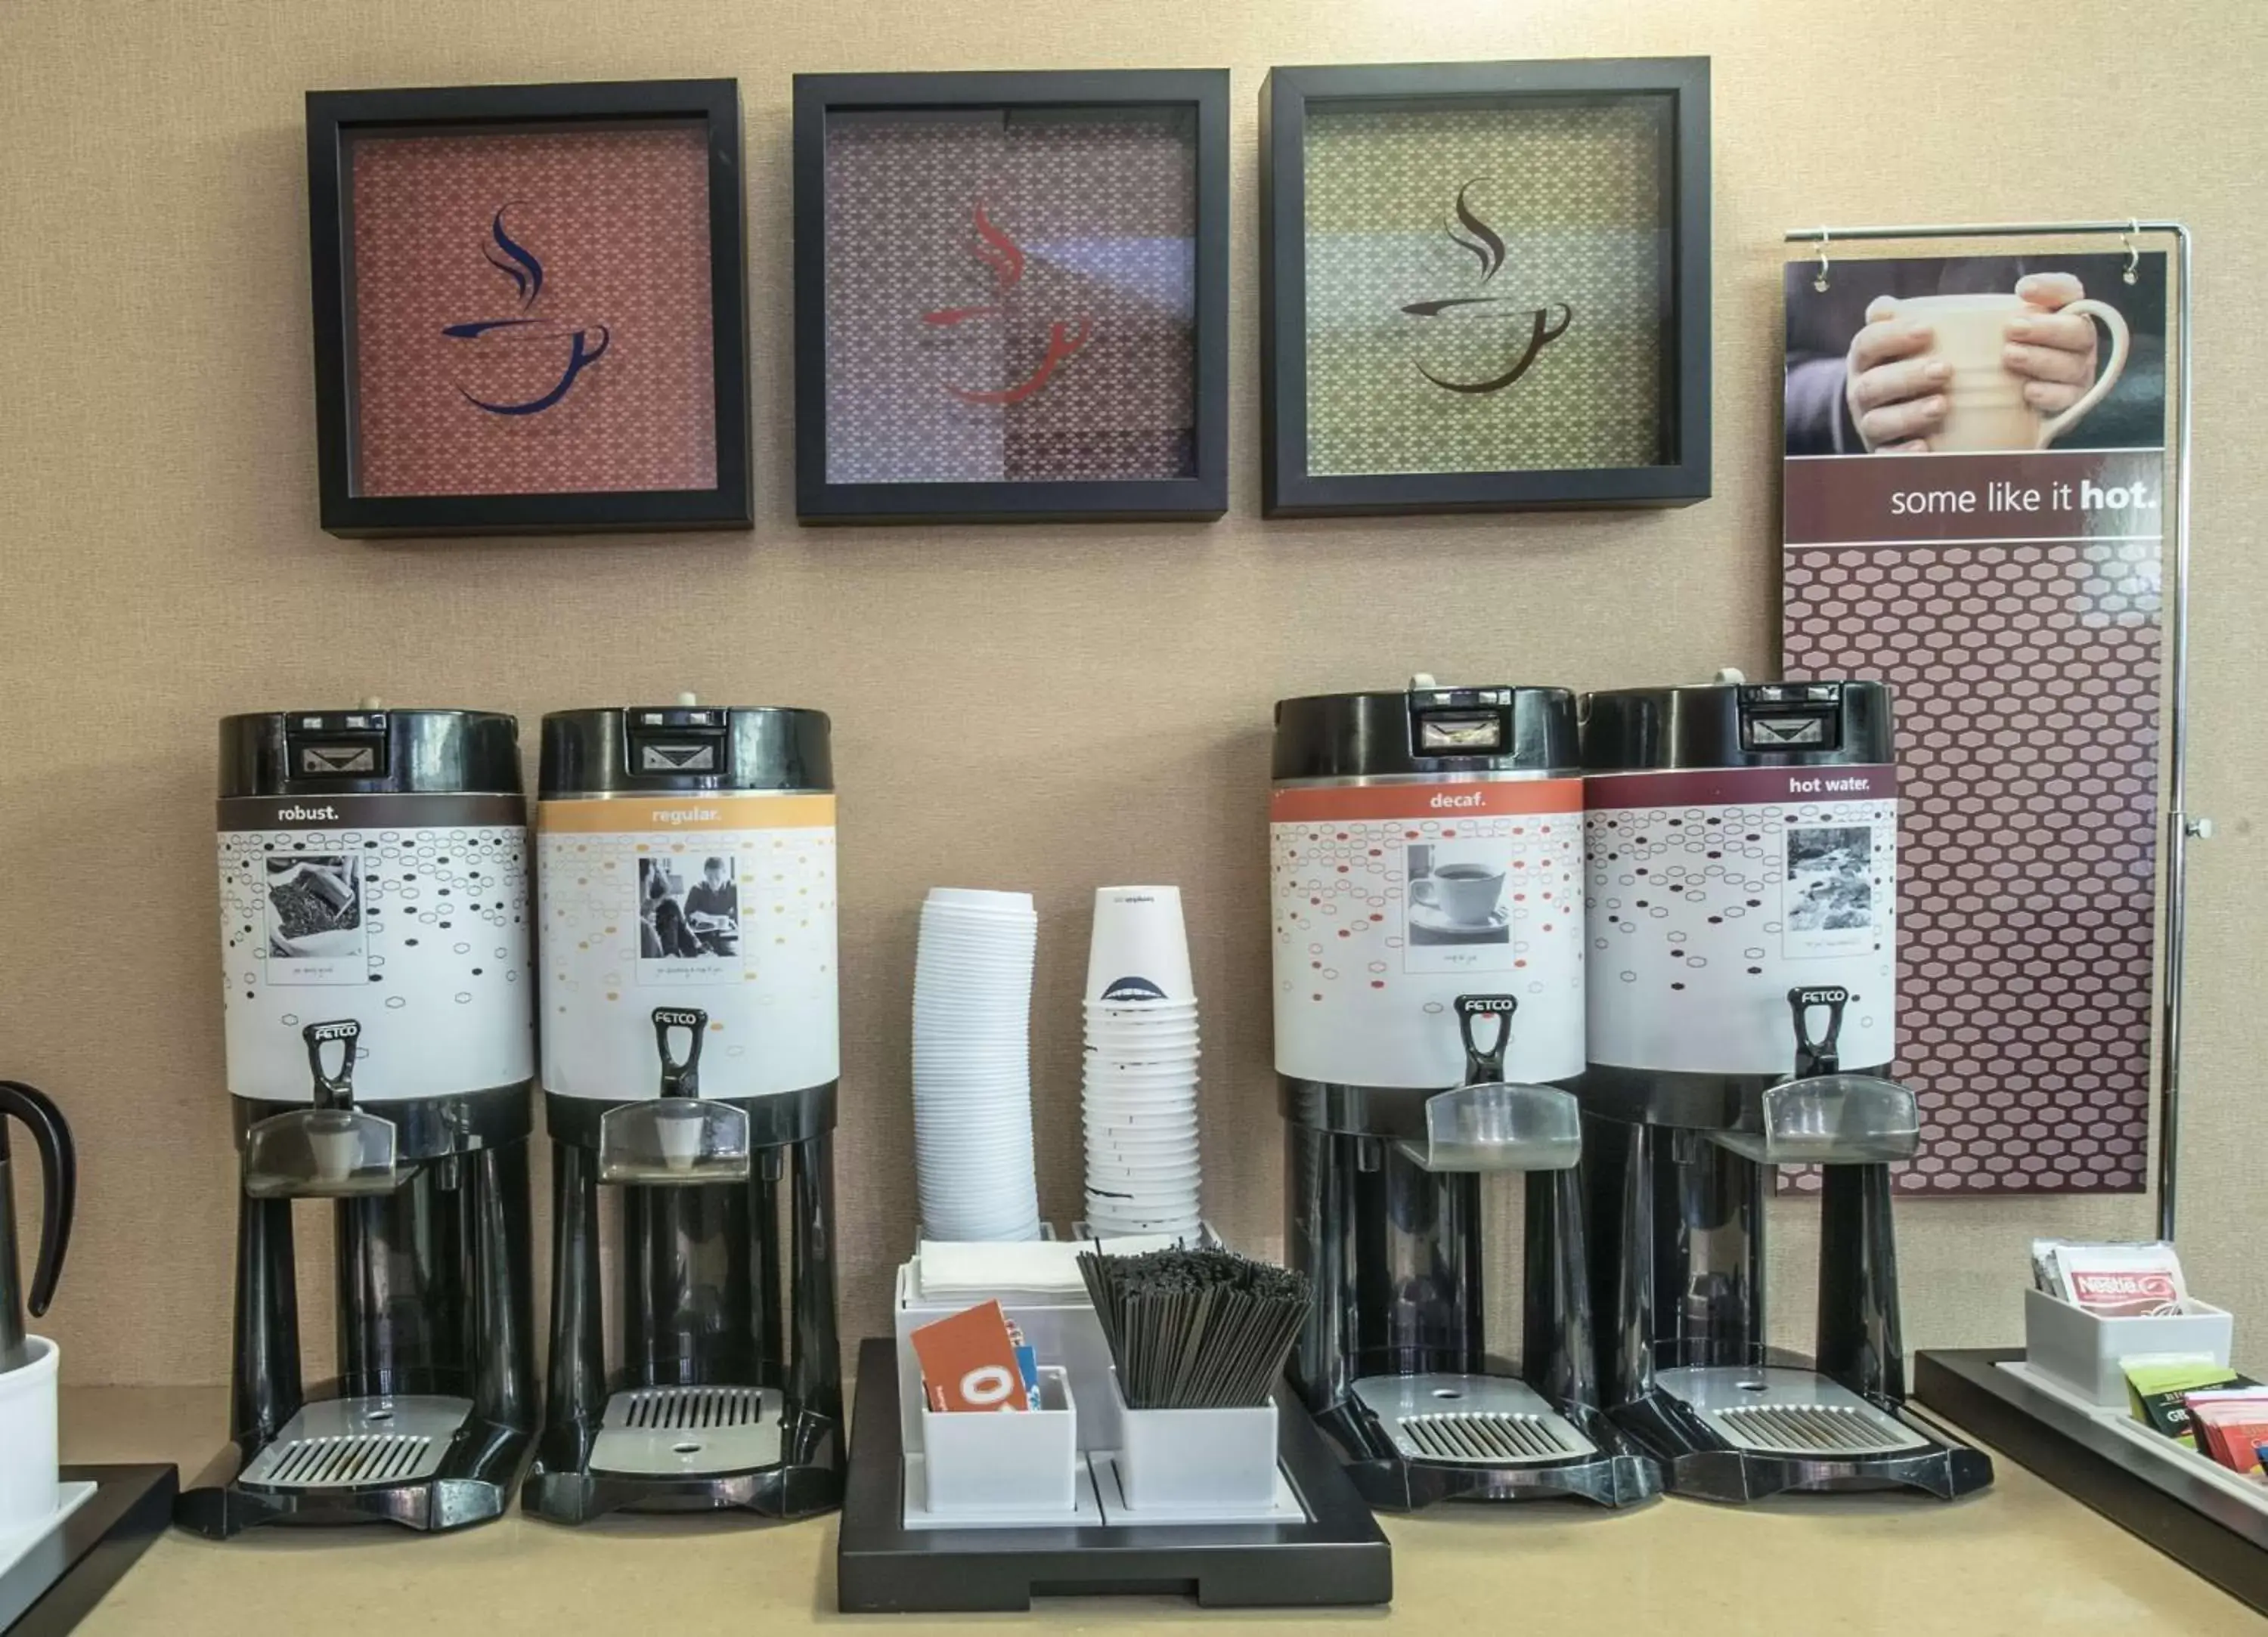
xmin=588 ymin=1385 xmax=782 ymax=1477
xmin=237 ymin=1395 xmax=472 ymax=1490
xmin=1653 ymin=1366 xmax=1931 ymax=1457
xmin=1353 ymin=1373 xmax=1598 ymax=1466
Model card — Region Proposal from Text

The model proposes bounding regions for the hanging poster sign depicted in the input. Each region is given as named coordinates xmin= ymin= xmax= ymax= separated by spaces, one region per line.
xmin=1782 ymin=246 xmax=2172 ymax=1195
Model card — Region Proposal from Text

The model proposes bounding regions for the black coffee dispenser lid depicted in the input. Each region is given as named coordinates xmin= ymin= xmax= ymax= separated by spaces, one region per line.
xmin=1272 ymin=676 xmax=1577 ymax=781
xmin=1581 ymin=676 xmax=1893 ymax=772
xmin=219 ymin=709 xmax=522 ymax=798
xmin=541 ymin=701 xmax=833 ymax=796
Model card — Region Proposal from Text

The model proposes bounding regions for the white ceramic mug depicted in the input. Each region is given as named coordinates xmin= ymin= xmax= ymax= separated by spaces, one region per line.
xmin=1888 ymin=292 xmax=2130 ymax=452
xmin=0 ymin=1336 xmax=60 ymax=1533
xmin=1414 ymin=862 xmax=1505 ymax=927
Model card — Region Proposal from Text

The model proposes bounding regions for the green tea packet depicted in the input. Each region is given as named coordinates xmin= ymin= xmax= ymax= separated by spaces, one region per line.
xmin=2125 ymin=1356 xmax=2257 ymax=1446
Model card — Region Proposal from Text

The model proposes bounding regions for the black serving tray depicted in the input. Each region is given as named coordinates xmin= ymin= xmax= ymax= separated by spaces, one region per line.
xmin=1916 ymin=1348 xmax=2268 ymax=1617
xmin=837 ymin=1338 xmax=1391 ymax=1613
xmin=2 ymin=1465 xmax=176 ymax=1636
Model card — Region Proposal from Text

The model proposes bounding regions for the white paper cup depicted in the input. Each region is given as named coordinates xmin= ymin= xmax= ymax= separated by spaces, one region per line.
xmin=927 ymin=887 xmax=1036 ymax=911
xmin=0 ymin=1335 xmax=60 ymax=1532
xmin=1085 ymin=886 xmax=1194 ymax=1004
xmin=1084 ymin=1000 xmax=1199 ymax=1024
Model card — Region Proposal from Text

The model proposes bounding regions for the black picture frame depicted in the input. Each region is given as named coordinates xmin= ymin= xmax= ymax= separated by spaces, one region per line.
xmin=306 ymin=79 xmax=751 ymax=537
xmin=792 ymin=70 xmax=1230 ymax=525
xmin=1260 ymin=58 xmax=1712 ymax=518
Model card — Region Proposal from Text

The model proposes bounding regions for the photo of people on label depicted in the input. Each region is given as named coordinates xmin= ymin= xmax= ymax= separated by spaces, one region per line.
xmin=1784 ymin=251 xmax=2165 ymax=456
xmin=639 ymin=856 xmax=739 ymax=959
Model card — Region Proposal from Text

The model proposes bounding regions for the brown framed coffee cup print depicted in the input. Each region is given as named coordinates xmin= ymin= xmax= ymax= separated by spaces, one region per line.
xmin=306 ymin=80 xmax=750 ymax=537
xmin=1260 ymin=58 xmax=1712 ymax=517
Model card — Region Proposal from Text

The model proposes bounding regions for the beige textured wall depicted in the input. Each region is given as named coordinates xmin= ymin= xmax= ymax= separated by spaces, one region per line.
xmin=1 ymin=0 xmax=2262 ymax=1387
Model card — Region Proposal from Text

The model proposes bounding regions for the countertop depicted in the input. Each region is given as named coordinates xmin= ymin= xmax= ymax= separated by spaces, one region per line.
xmin=57 ymin=1386 xmax=2259 ymax=1635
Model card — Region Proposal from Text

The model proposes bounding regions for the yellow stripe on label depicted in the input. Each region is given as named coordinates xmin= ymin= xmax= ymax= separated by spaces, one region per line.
xmin=538 ymin=794 xmax=836 ymax=834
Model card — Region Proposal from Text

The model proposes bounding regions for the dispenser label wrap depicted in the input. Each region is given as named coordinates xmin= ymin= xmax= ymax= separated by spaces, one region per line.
xmin=538 ymin=794 xmax=839 ymax=1100
xmin=1271 ymin=778 xmax=1585 ymax=1087
xmin=217 ymin=794 xmax=534 ymax=1103
xmin=1583 ymin=766 xmax=1898 ymax=1077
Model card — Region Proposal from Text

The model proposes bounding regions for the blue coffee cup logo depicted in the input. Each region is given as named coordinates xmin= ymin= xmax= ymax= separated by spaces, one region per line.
xmin=442 ymin=204 xmax=610 ymax=416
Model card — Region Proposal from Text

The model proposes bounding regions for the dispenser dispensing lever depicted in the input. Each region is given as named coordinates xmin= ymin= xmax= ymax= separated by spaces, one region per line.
xmin=302 ymin=1020 xmax=361 ymax=1110
xmin=652 ymin=1007 xmax=708 ymax=1099
xmin=1455 ymin=994 xmax=1518 ymax=1084
xmin=1788 ymin=986 xmax=1848 ymax=1078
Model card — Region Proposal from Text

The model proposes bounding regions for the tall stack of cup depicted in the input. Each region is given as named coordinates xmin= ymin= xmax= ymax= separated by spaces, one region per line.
xmin=1083 ymin=886 xmax=1201 ymax=1239
xmin=912 ymin=887 xmax=1043 ymax=1242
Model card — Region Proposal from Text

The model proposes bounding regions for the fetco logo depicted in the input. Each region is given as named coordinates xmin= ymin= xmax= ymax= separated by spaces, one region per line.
xmin=276 ymin=804 xmax=339 ymax=822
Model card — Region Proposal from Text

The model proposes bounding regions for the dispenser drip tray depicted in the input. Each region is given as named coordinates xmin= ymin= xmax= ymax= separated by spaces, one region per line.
xmin=1354 ymin=1373 xmax=1598 ymax=1466
xmin=589 ymin=1385 xmax=782 ymax=1477
xmin=1655 ymin=1366 xmax=1929 ymax=1457
xmin=237 ymin=1396 xmax=469 ymax=1490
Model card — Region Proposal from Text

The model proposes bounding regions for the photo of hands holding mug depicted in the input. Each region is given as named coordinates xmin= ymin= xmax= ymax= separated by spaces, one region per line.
xmin=1783 ymin=252 xmax=2165 ymax=457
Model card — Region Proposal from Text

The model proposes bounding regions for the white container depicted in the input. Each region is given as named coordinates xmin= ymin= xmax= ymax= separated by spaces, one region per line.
xmin=2023 ymin=1286 xmax=2235 ymax=1409
xmin=1111 ymin=1371 xmax=1278 ymax=1511
xmin=0 ymin=1337 xmax=60 ymax=1533
xmin=919 ymin=1369 xmax=1078 ymax=1517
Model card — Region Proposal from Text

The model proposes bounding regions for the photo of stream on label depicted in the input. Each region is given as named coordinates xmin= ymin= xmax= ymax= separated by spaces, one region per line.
xmin=1782 ymin=823 xmax=1879 ymax=958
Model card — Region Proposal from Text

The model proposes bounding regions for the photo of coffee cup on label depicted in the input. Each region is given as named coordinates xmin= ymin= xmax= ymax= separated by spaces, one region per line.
xmin=1783 ymin=251 xmax=2167 ymax=458
xmin=1408 ymin=843 xmax=1510 ymax=945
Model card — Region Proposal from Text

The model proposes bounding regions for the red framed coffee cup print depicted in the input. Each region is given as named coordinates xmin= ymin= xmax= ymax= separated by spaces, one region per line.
xmin=306 ymin=80 xmax=751 ymax=537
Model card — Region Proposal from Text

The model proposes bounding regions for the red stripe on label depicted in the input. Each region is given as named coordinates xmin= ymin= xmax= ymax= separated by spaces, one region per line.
xmin=1270 ymin=780 xmax=1582 ymax=822
xmin=1584 ymin=766 xmax=1898 ymax=809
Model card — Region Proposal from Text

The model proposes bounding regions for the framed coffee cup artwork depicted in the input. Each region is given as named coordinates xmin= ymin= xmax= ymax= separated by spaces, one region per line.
xmin=305 ymin=79 xmax=750 ymax=537
xmin=792 ymin=70 xmax=1230 ymax=525
xmin=1259 ymin=58 xmax=1712 ymax=517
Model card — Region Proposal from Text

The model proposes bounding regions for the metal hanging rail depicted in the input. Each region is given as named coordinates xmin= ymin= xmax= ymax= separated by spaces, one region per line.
xmin=1781 ymin=220 xmax=2198 ymax=1241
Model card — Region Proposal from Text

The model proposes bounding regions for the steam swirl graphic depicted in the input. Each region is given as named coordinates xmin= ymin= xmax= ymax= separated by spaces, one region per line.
xmin=919 ymin=203 xmax=1092 ymax=405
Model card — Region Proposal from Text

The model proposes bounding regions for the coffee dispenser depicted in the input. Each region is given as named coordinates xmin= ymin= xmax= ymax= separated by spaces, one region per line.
xmin=1272 ymin=679 xmax=1656 ymax=1509
xmin=522 ymin=702 xmax=845 ymax=1524
xmin=181 ymin=710 xmax=537 ymax=1537
xmin=1578 ymin=678 xmax=1991 ymax=1501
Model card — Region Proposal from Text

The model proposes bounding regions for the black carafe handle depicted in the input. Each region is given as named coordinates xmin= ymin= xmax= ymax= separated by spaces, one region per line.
xmin=0 ymin=1080 xmax=76 ymax=1319
xmin=1787 ymin=986 xmax=1848 ymax=1078
xmin=653 ymin=1007 xmax=707 ymax=1099
xmin=1454 ymin=994 xmax=1518 ymax=1085
xmin=302 ymin=1020 xmax=361 ymax=1110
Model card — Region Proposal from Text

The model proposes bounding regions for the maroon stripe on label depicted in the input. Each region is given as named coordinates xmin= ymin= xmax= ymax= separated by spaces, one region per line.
xmin=1584 ymin=766 xmax=1897 ymax=809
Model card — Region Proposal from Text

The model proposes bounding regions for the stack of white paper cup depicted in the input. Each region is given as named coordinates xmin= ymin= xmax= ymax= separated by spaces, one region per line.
xmin=1083 ymin=886 xmax=1201 ymax=1239
xmin=912 ymin=887 xmax=1043 ymax=1241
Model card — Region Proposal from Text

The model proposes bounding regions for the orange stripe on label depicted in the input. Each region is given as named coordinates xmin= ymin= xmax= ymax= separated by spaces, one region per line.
xmin=539 ymin=794 xmax=835 ymax=834
xmin=1269 ymin=781 xmax=1582 ymax=822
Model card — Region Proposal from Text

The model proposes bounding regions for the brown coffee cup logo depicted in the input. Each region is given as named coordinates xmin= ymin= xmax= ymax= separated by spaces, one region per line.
xmin=1400 ymin=179 xmax=1572 ymax=395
